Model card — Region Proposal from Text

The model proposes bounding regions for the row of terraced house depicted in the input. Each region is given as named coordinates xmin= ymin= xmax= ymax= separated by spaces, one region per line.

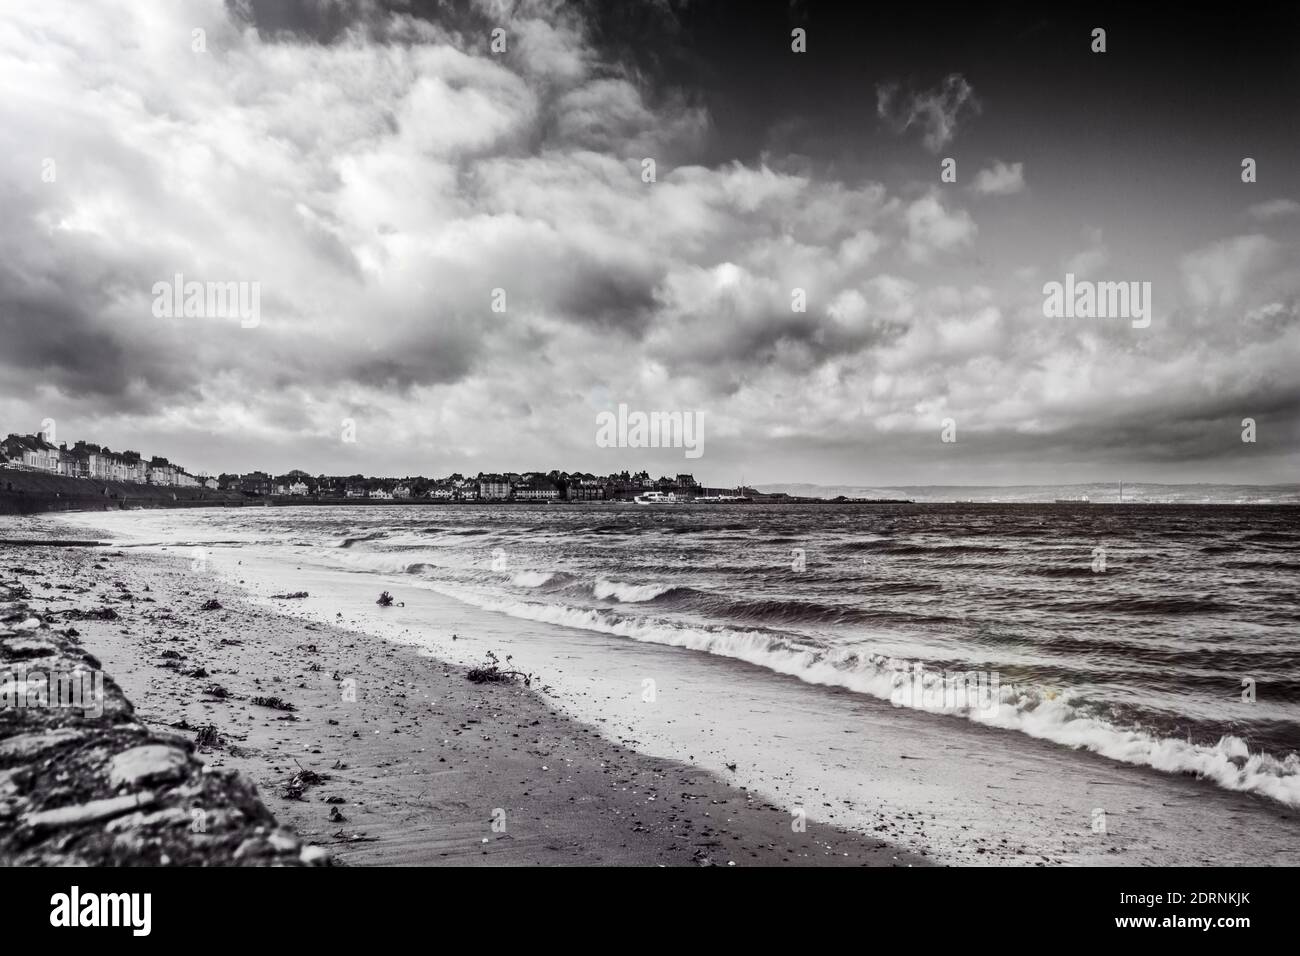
xmin=2 ymin=432 xmax=706 ymax=502
xmin=210 ymin=470 xmax=703 ymax=501
xmin=351 ymin=470 xmax=702 ymax=501
xmin=464 ymin=470 xmax=703 ymax=501
xmin=1 ymin=432 xmax=215 ymax=489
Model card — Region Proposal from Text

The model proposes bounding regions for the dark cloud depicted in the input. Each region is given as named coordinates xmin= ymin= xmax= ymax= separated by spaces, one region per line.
xmin=0 ymin=0 xmax=1297 ymax=484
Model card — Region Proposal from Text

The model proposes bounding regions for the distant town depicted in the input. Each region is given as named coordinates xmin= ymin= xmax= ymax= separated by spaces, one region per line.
xmin=0 ymin=429 xmax=766 ymax=502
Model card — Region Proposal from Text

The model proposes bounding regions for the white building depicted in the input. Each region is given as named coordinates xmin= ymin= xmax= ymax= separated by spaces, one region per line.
xmin=3 ymin=435 xmax=61 ymax=472
xmin=514 ymin=482 xmax=559 ymax=501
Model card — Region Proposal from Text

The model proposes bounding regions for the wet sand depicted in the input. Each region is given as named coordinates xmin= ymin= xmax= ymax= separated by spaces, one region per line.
xmin=0 ymin=519 xmax=925 ymax=866
xmin=154 ymin=533 xmax=1300 ymax=867
xmin=18 ymin=509 xmax=1300 ymax=868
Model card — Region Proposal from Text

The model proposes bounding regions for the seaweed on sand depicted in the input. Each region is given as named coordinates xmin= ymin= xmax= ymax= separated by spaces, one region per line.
xmin=282 ymin=761 xmax=328 ymax=800
xmin=466 ymin=650 xmax=533 ymax=687
xmin=250 ymin=695 xmax=296 ymax=711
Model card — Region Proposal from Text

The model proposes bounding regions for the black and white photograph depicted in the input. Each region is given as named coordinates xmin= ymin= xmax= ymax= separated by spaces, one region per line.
xmin=1 ymin=0 xmax=1297 ymax=930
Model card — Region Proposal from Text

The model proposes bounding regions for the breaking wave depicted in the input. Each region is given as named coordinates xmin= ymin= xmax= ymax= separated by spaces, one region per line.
xmin=592 ymin=578 xmax=676 ymax=602
xmin=431 ymin=584 xmax=1300 ymax=807
xmin=511 ymin=571 xmax=557 ymax=588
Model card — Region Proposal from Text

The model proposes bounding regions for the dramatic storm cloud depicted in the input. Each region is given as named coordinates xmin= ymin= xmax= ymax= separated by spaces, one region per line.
xmin=0 ymin=0 xmax=1297 ymax=484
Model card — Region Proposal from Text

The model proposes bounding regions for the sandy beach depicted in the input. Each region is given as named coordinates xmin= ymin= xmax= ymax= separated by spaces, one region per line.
xmin=8 ymin=506 xmax=1300 ymax=868
xmin=0 ymin=516 xmax=925 ymax=866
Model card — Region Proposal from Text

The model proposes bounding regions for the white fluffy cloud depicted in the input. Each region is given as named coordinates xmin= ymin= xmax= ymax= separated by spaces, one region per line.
xmin=0 ymin=0 xmax=1296 ymax=484
xmin=971 ymin=160 xmax=1025 ymax=196
xmin=1180 ymin=235 xmax=1280 ymax=309
xmin=903 ymin=193 xmax=977 ymax=262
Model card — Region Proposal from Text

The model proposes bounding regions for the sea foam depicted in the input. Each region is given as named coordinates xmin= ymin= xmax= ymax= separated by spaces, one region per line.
xmin=432 ymin=584 xmax=1300 ymax=807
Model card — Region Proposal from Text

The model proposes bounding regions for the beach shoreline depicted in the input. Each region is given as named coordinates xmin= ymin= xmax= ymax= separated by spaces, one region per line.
xmin=11 ymin=506 xmax=1300 ymax=868
xmin=0 ymin=518 xmax=925 ymax=866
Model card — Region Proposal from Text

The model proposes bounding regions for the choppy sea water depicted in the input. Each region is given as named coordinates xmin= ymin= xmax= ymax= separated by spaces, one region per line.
xmin=67 ymin=502 xmax=1300 ymax=806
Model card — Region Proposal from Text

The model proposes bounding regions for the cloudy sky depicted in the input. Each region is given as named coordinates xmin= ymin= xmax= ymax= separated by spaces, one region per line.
xmin=2 ymin=0 xmax=1297 ymax=485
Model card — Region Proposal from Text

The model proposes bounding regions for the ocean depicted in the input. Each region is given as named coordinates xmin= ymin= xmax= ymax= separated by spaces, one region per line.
xmin=63 ymin=502 xmax=1300 ymax=814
